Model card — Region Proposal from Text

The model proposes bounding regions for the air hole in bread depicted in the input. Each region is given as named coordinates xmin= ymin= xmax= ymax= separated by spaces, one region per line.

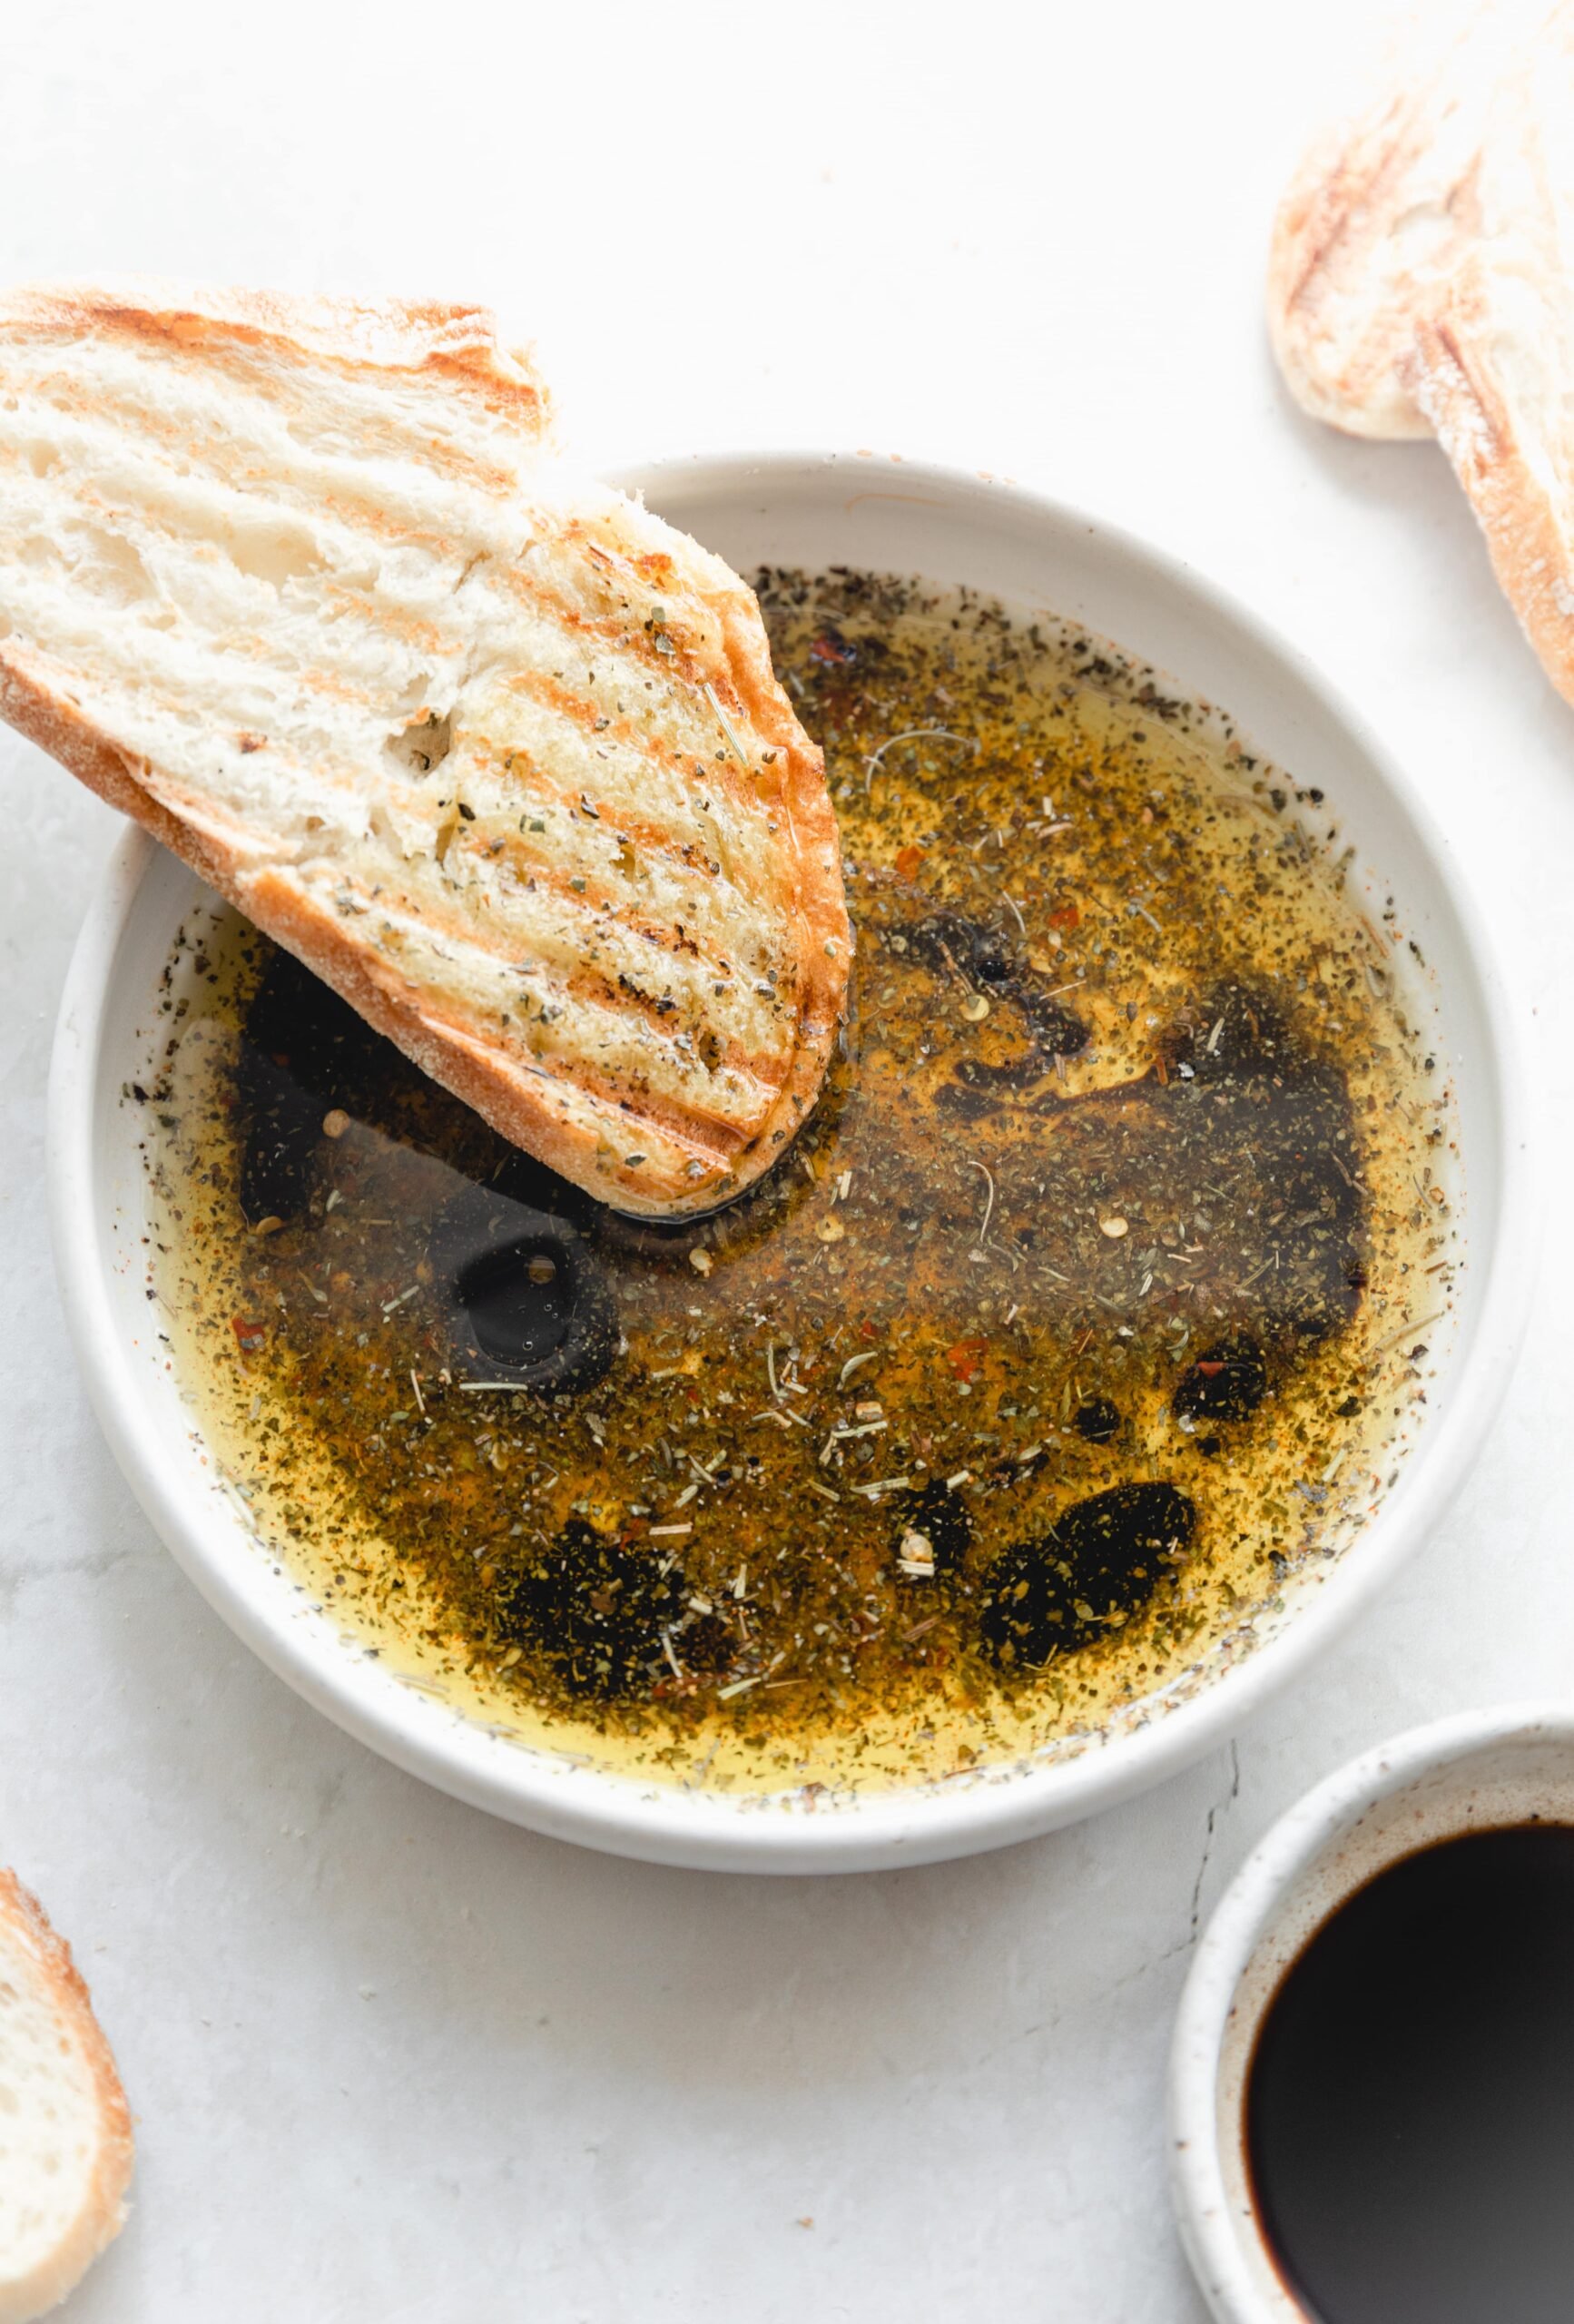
xmin=24 ymin=440 xmax=56 ymax=478
xmin=384 ymin=710 xmax=452 ymax=778
xmin=212 ymin=520 xmax=323 ymax=592
xmin=58 ymin=526 xmax=155 ymax=610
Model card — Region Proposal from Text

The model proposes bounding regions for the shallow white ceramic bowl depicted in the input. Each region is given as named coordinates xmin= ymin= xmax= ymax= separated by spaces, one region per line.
xmin=48 ymin=451 xmax=1533 ymax=1871
xmin=1168 ymin=1704 xmax=1574 ymax=2322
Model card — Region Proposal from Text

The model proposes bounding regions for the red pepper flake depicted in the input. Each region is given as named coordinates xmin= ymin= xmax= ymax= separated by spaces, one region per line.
xmin=944 ymin=1336 xmax=989 ymax=1384
xmin=1048 ymin=902 xmax=1080 ymax=930
xmin=809 ymin=629 xmax=856 ymax=666
xmin=231 ymin=1315 xmax=268 ymax=1354
xmin=894 ymin=843 xmax=926 ymax=880
xmin=1195 ymin=1359 xmax=1225 ymax=1378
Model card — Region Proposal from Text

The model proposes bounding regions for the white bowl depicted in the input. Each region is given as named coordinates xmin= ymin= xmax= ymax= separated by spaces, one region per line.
xmin=1168 ymin=1703 xmax=1574 ymax=2321
xmin=47 ymin=450 xmax=1535 ymax=1872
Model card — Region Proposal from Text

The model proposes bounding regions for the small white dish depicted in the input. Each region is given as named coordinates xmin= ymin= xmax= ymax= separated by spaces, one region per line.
xmin=46 ymin=450 xmax=1535 ymax=1870
xmin=1168 ymin=1703 xmax=1574 ymax=2322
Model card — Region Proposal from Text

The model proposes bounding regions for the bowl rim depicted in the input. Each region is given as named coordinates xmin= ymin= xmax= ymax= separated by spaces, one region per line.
xmin=45 ymin=447 xmax=1540 ymax=1872
xmin=1166 ymin=1700 xmax=1574 ymax=2322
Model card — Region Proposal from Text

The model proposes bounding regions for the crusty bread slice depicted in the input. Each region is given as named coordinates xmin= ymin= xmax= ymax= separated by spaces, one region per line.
xmin=0 ymin=1872 xmax=133 ymax=2322
xmin=1269 ymin=2 xmax=1574 ymax=709
xmin=1266 ymin=0 xmax=1542 ymax=438
xmin=0 ymin=281 xmax=849 ymax=1216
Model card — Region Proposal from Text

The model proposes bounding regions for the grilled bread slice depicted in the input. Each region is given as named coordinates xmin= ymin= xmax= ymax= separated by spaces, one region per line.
xmin=0 ymin=1871 xmax=133 ymax=2321
xmin=0 ymin=281 xmax=849 ymax=1216
xmin=1269 ymin=2 xmax=1574 ymax=709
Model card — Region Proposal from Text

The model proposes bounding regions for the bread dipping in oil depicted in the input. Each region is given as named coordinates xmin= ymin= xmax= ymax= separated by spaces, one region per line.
xmin=142 ymin=571 xmax=1455 ymax=1793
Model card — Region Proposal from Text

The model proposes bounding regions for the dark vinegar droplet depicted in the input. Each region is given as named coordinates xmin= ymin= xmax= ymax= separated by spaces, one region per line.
xmin=433 ymin=1188 xmax=617 ymax=1394
xmin=1074 ymin=1398 xmax=1121 ymax=1444
xmin=237 ymin=1059 xmax=321 ymax=1226
xmin=1016 ymin=983 xmax=1090 ymax=1059
xmin=495 ymin=1521 xmax=685 ymax=1699
xmin=1175 ymin=1336 xmax=1268 ymax=1424
xmin=234 ymin=947 xmax=398 ymax=1226
xmin=908 ymin=909 xmax=1090 ymax=1063
xmin=978 ymin=1482 xmax=1195 ymax=1667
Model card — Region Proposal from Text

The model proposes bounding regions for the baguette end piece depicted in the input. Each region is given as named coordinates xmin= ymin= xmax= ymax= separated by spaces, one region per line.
xmin=1268 ymin=2 xmax=1574 ymax=715
xmin=1264 ymin=0 xmax=1533 ymax=440
xmin=0 ymin=1872 xmax=133 ymax=2324
xmin=1266 ymin=115 xmax=1439 ymax=441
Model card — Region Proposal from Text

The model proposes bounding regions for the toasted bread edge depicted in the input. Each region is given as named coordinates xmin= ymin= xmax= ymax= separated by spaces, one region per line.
xmin=0 ymin=1870 xmax=133 ymax=2324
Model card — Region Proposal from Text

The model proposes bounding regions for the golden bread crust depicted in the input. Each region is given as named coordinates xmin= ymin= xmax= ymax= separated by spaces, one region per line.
xmin=1408 ymin=276 xmax=1574 ymax=707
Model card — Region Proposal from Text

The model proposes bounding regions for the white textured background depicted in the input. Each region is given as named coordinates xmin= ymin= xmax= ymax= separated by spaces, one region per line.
xmin=1 ymin=3 xmax=1566 ymax=2317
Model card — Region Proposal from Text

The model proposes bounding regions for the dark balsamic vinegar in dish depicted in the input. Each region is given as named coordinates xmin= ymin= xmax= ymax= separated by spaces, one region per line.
xmin=1246 ymin=1825 xmax=1574 ymax=2324
xmin=140 ymin=570 xmax=1453 ymax=1790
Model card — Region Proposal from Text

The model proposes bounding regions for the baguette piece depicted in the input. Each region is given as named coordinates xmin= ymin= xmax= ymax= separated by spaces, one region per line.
xmin=1269 ymin=3 xmax=1574 ymax=709
xmin=1266 ymin=0 xmax=1546 ymax=438
xmin=0 ymin=1872 xmax=133 ymax=2321
xmin=0 ymin=281 xmax=849 ymax=1216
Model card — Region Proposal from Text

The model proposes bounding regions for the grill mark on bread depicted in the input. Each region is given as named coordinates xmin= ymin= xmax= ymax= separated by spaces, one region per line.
xmin=281 ymin=867 xmax=790 ymax=1123
xmin=354 ymin=851 xmax=773 ymax=1041
xmin=330 ymin=918 xmax=786 ymax=1118
xmin=0 ymin=359 xmax=520 ymax=557
xmin=490 ymin=566 xmax=750 ymax=745
xmin=566 ymin=962 xmax=781 ymax=1086
xmin=0 ymin=419 xmax=504 ymax=574
xmin=424 ymin=1018 xmax=737 ymax=1182
xmin=372 ymin=777 xmax=778 ymax=990
xmin=0 ymin=414 xmax=489 ymax=593
xmin=407 ymin=980 xmax=768 ymax=1162
xmin=1420 ymin=315 xmax=1504 ymax=471
xmin=480 ymin=751 xmax=756 ymax=891
xmin=5 ymin=288 xmax=549 ymax=477
xmin=489 ymin=671 xmax=766 ymax=861
xmin=446 ymin=828 xmax=768 ymax=985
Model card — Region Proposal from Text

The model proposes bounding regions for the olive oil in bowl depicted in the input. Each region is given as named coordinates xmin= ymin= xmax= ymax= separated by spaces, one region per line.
xmin=140 ymin=570 xmax=1454 ymax=1793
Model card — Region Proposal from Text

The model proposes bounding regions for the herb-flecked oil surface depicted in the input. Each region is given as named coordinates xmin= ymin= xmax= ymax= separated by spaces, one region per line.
xmin=141 ymin=572 xmax=1454 ymax=1791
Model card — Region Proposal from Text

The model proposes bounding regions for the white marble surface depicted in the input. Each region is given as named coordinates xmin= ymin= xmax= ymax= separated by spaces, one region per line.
xmin=1 ymin=2 xmax=1569 ymax=2315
